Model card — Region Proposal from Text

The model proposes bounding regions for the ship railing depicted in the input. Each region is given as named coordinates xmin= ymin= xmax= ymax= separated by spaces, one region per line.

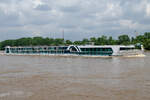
xmin=8 ymin=50 xmax=68 ymax=55
xmin=70 ymin=51 xmax=113 ymax=55
xmin=8 ymin=49 xmax=114 ymax=56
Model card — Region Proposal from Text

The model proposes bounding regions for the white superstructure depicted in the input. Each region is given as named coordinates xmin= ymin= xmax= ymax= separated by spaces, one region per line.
xmin=5 ymin=45 xmax=145 ymax=57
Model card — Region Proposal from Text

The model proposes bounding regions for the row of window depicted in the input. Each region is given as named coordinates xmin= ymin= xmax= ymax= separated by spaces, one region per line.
xmin=80 ymin=48 xmax=113 ymax=52
xmin=10 ymin=51 xmax=68 ymax=53
xmin=120 ymin=48 xmax=135 ymax=51
xmin=8 ymin=51 xmax=112 ymax=55
xmin=9 ymin=47 xmax=68 ymax=51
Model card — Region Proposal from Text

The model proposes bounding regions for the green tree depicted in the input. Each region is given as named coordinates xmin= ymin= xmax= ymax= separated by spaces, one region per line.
xmin=0 ymin=40 xmax=15 ymax=50
xmin=15 ymin=38 xmax=32 ymax=46
xmin=0 ymin=42 xmax=2 ymax=50
xmin=65 ymin=40 xmax=72 ymax=45
xmin=32 ymin=37 xmax=45 ymax=46
xmin=82 ymin=38 xmax=89 ymax=45
xmin=108 ymin=36 xmax=116 ymax=45
xmin=54 ymin=38 xmax=64 ymax=46
xmin=42 ymin=37 xmax=54 ymax=46
xmin=96 ymin=35 xmax=108 ymax=45
xmin=143 ymin=39 xmax=150 ymax=50
xmin=118 ymin=35 xmax=130 ymax=45
xmin=90 ymin=37 xmax=96 ymax=42
xmin=134 ymin=35 xmax=145 ymax=44
xmin=144 ymin=32 xmax=150 ymax=39
xmin=74 ymin=41 xmax=82 ymax=45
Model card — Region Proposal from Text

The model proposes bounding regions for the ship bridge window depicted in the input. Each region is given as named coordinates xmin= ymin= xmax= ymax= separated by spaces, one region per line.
xmin=63 ymin=47 xmax=68 ymax=50
xmin=80 ymin=47 xmax=113 ymax=55
xmin=44 ymin=47 xmax=47 ymax=50
xmin=80 ymin=48 xmax=113 ymax=52
xmin=6 ymin=48 xmax=10 ymax=53
xmin=58 ymin=47 xmax=67 ymax=50
xmin=48 ymin=47 xmax=54 ymax=50
xmin=120 ymin=47 xmax=134 ymax=51
xmin=80 ymin=48 xmax=86 ymax=51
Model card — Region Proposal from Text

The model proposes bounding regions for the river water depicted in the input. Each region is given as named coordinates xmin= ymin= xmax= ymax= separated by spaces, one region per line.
xmin=0 ymin=52 xmax=150 ymax=100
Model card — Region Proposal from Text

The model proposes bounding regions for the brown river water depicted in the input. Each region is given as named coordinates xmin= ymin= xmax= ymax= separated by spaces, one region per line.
xmin=0 ymin=52 xmax=150 ymax=100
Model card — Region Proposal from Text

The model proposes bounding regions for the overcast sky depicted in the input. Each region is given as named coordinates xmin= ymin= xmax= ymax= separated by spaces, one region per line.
xmin=0 ymin=0 xmax=150 ymax=41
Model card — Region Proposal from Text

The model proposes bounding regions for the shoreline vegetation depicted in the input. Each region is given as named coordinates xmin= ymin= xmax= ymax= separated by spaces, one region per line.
xmin=0 ymin=32 xmax=150 ymax=50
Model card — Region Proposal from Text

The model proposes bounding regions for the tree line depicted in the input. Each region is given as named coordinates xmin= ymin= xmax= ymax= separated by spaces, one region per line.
xmin=0 ymin=32 xmax=150 ymax=50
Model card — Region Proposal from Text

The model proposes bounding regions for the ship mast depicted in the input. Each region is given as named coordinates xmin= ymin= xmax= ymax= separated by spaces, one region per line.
xmin=62 ymin=29 xmax=65 ymax=43
xmin=134 ymin=30 xmax=138 ymax=37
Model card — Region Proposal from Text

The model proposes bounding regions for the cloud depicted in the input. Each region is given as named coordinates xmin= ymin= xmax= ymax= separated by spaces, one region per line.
xmin=35 ymin=4 xmax=51 ymax=11
xmin=0 ymin=0 xmax=150 ymax=41
xmin=146 ymin=3 xmax=150 ymax=16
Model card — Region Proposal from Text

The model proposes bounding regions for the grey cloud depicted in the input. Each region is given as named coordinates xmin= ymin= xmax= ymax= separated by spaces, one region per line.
xmin=59 ymin=6 xmax=81 ymax=13
xmin=139 ymin=18 xmax=150 ymax=25
xmin=0 ymin=0 xmax=11 ymax=3
xmin=0 ymin=0 xmax=150 ymax=41
xmin=35 ymin=4 xmax=51 ymax=11
xmin=0 ymin=10 xmax=21 ymax=27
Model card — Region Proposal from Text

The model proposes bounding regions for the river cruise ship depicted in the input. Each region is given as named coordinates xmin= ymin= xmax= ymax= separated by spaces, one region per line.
xmin=4 ymin=45 xmax=144 ymax=57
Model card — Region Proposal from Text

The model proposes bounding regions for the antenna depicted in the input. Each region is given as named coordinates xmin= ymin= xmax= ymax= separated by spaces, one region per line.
xmin=134 ymin=30 xmax=138 ymax=37
xmin=49 ymin=33 xmax=51 ymax=38
xmin=53 ymin=33 xmax=55 ymax=39
xmin=62 ymin=29 xmax=64 ymax=41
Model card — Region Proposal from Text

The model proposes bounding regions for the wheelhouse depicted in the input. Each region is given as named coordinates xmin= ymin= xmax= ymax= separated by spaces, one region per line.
xmin=119 ymin=46 xmax=135 ymax=51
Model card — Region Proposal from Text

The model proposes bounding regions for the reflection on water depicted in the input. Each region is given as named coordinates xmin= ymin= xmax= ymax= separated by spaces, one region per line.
xmin=0 ymin=52 xmax=150 ymax=100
